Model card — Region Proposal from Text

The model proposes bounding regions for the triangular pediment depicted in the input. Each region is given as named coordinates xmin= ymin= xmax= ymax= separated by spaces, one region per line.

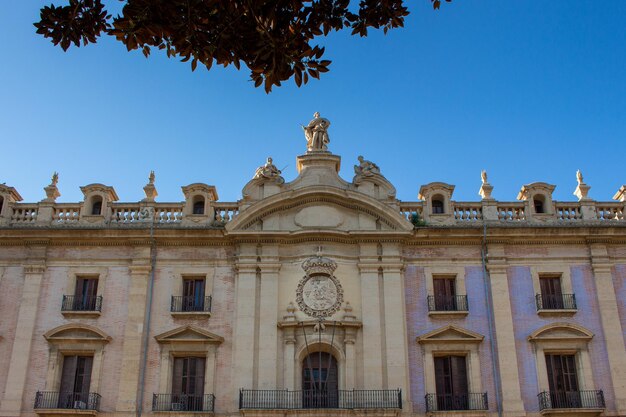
xmin=44 ymin=324 xmax=111 ymax=344
xmin=528 ymin=323 xmax=593 ymax=342
xmin=417 ymin=325 xmax=484 ymax=344
xmin=155 ymin=325 xmax=224 ymax=344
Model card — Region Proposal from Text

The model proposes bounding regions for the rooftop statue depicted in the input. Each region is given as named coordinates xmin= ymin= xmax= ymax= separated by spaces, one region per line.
xmin=354 ymin=155 xmax=381 ymax=177
xmin=51 ymin=171 xmax=59 ymax=186
xmin=253 ymin=157 xmax=285 ymax=184
xmin=481 ymin=170 xmax=488 ymax=184
xmin=302 ymin=112 xmax=330 ymax=152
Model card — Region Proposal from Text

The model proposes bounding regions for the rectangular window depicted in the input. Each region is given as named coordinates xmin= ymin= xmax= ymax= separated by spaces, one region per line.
xmin=433 ymin=277 xmax=457 ymax=311
xmin=172 ymin=357 xmax=205 ymax=411
xmin=59 ymin=355 xmax=93 ymax=408
xmin=74 ymin=277 xmax=98 ymax=311
xmin=540 ymin=276 xmax=564 ymax=309
xmin=434 ymin=355 xmax=468 ymax=410
xmin=545 ymin=354 xmax=581 ymax=408
xmin=182 ymin=278 xmax=206 ymax=312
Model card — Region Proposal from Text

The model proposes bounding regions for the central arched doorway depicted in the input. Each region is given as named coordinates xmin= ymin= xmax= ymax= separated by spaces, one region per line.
xmin=302 ymin=352 xmax=338 ymax=408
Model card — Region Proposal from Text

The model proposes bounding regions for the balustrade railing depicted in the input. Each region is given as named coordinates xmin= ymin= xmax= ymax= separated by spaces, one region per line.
xmin=427 ymin=295 xmax=468 ymax=312
xmin=399 ymin=203 xmax=424 ymax=222
xmin=61 ymin=295 xmax=103 ymax=312
xmin=239 ymin=389 xmax=402 ymax=410
xmin=110 ymin=205 xmax=143 ymax=223
xmin=425 ymin=393 xmax=488 ymax=411
xmin=170 ymin=295 xmax=212 ymax=313
xmin=497 ymin=203 xmax=526 ymax=221
xmin=596 ymin=204 xmax=624 ymax=220
xmin=535 ymin=293 xmax=576 ymax=310
xmin=555 ymin=203 xmax=582 ymax=221
xmin=10 ymin=205 xmax=38 ymax=223
xmin=453 ymin=203 xmax=483 ymax=221
xmin=53 ymin=205 xmax=81 ymax=223
xmin=538 ymin=390 xmax=605 ymax=410
xmin=154 ymin=204 xmax=184 ymax=223
xmin=34 ymin=391 xmax=101 ymax=410
xmin=213 ymin=203 xmax=239 ymax=224
xmin=152 ymin=393 xmax=215 ymax=412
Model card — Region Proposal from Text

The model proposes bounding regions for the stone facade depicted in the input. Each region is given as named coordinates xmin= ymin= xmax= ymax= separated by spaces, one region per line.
xmin=0 ymin=116 xmax=625 ymax=417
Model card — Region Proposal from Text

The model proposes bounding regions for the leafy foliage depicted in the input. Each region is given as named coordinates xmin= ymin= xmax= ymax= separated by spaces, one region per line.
xmin=35 ymin=0 xmax=451 ymax=92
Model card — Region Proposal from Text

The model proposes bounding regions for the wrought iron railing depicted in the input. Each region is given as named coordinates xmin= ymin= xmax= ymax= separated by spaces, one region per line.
xmin=427 ymin=295 xmax=469 ymax=312
xmin=425 ymin=393 xmax=488 ymax=411
xmin=152 ymin=393 xmax=215 ymax=412
xmin=239 ymin=389 xmax=402 ymax=409
xmin=535 ymin=293 xmax=577 ymax=310
xmin=61 ymin=295 xmax=103 ymax=312
xmin=538 ymin=390 xmax=605 ymax=410
xmin=170 ymin=295 xmax=212 ymax=313
xmin=34 ymin=391 xmax=101 ymax=410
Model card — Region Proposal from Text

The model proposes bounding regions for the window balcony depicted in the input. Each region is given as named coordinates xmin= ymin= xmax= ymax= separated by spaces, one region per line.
xmin=538 ymin=390 xmax=605 ymax=416
xmin=535 ymin=294 xmax=577 ymax=316
xmin=61 ymin=295 xmax=102 ymax=318
xmin=35 ymin=391 xmax=101 ymax=416
xmin=239 ymin=389 xmax=402 ymax=410
xmin=427 ymin=295 xmax=469 ymax=318
xmin=152 ymin=393 xmax=215 ymax=412
xmin=425 ymin=393 xmax=488 ymax=412
xmin=170 ymin=295 xmax=212 ymax=318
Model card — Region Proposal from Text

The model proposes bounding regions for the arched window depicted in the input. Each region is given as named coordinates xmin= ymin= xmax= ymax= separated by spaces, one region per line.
xmin=432 ymin=196 xmax=445 ymax=214
xmin=91 ymin=197 xmax=103 ymax=215
xmin=0 ymin=196 xmax=4 ymax=213
xmin=193 ymin=196 xmax=205 ymax=215
xmin=534 ymin=195 xmax=545 ymax=214
xmin=302 ymin=352 xmax=338 ymax=408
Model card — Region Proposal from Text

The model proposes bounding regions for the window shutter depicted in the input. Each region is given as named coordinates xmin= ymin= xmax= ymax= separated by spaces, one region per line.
xmin=194 ymin=357 xmax=206 ymax=397
xmin=451 ymin=356 xmax=468 ymax=396
xmin=434 ymin=357 xmax=448 ymax=396
xmin=60 ymin=356 xmax=78 ymax=394
xmin=78 ymin=356 xmax=93 ymax=395
xmin=172 ymin=358 xmax=184 ymax=396
xmin=74 ymin=279 xmax=85 ymax=298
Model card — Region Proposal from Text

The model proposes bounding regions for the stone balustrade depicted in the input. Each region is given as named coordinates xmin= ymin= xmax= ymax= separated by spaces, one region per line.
xmin=2 ymin=187 xmax=626 ymax=228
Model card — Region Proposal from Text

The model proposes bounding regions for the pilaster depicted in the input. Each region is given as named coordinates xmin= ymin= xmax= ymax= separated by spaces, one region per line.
xmin=588 ymin=242 xmax=626 ymax=412
xmin=485 ymin=245 xmax=525 ymax=415
xmin=0 ymin=258 xmax=46 ymax=416
xmin=257 ymin=248 xmax=280 ymax=388
xmin=116 ymin=251 xmax=152 ymax=412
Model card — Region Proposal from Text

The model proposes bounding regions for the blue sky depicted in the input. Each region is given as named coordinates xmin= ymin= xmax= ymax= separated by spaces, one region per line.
xmin=1 ymin=1 xmax=625 ymax=204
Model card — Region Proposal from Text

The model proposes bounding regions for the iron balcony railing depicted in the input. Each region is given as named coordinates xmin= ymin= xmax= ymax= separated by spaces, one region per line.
xmin=535 ymin=293 xmax=577 ymax=310
xmin=239 ymin=389 xmax=402 ymax=409
xmin=61 ymin=295 xmax=103 ymax=312
xmin=427 ymin=295 xmax=469 ymax=312
xmin=538 ymin=390 xmax=605 ymax=410
xmin=152 ymin=393 xmax=215 ymax=412
xmin=425 ymin=393 xmax=488 ymax=411
xmin=170 ymin=295 xmax=212 ymax=313
xmin=34 ymin=391 xmax=101 ymax=410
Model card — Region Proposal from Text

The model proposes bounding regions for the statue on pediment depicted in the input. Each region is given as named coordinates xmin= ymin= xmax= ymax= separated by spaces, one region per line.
xmin=253 ymin=157 xmax=284 ymax=184
xmin=354 ymin=155 xmax=380 ymax=177
xmin=302 ymin=112 xmax=330 ymax=152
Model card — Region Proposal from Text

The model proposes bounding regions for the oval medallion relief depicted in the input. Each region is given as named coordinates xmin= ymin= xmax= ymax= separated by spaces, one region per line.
xmin=294 ymin=205 xmax=344 ymax=229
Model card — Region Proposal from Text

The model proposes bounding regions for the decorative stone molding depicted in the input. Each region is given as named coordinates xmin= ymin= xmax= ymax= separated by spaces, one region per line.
xmin=181 ymin=183 xmax=218 ymax=223
xmin=573 ymin=170 xmax=591 ymax=201
xmin=517 ymin=182 xmax=556 ymax=221
xmin=142 ymin=171 xmax=158 ymax=202
xmin=42 ymin=172 xmax=60 ymax=203
xmin=79 ymin=183 xmax=118 ymax=224
xmin=419 ymin=182 xmax=455 ymax=224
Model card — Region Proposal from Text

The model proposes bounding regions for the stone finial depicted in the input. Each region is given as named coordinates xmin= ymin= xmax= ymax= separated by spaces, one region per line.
xmin=613 ymin=185 xmax=626 ymax=202
xmin=42 ymin=171 xmax=61 ymax=202
xmin=478 ymin=170 xmax=494 ymax=200
xmin=342 ymin=301 xmax=356 ymax=322
xmin=302 ymin=112 xmax=331 ymax=152
xmin=573 ymin=170 xmax=591 ymax=201
xmin=283 ymin=302 xmax=297 ymax=321
xmin=143 ymin=171 xmax=158 ymax=202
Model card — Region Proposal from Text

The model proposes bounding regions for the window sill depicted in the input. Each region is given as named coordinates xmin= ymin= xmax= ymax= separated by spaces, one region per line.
xmin=426 ymin=411 xmax=486 ymax=417
xmin=61 ymin=311 xmax=101 ymax=318
xmin=537 ymin=309 xmax=577 ymax=317
xmin=152 ymin=412 xmax=214 ymax=416
xmin=428 ymin=310 xmax=469 ymax=318
xmin=35 ymin=409 xmax=98 ymax=417
xmin=171 ymin=311 xmax=211 ymax=319
xmin=540 ymin=408 xmax=604 ymax=417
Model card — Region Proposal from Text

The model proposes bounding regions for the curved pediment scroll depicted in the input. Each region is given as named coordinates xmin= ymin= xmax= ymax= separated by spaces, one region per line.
xmin=226 ymin=187 xmax=413 ymax=233
xmin=44 ymin=323 xmax=111 ymax=344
